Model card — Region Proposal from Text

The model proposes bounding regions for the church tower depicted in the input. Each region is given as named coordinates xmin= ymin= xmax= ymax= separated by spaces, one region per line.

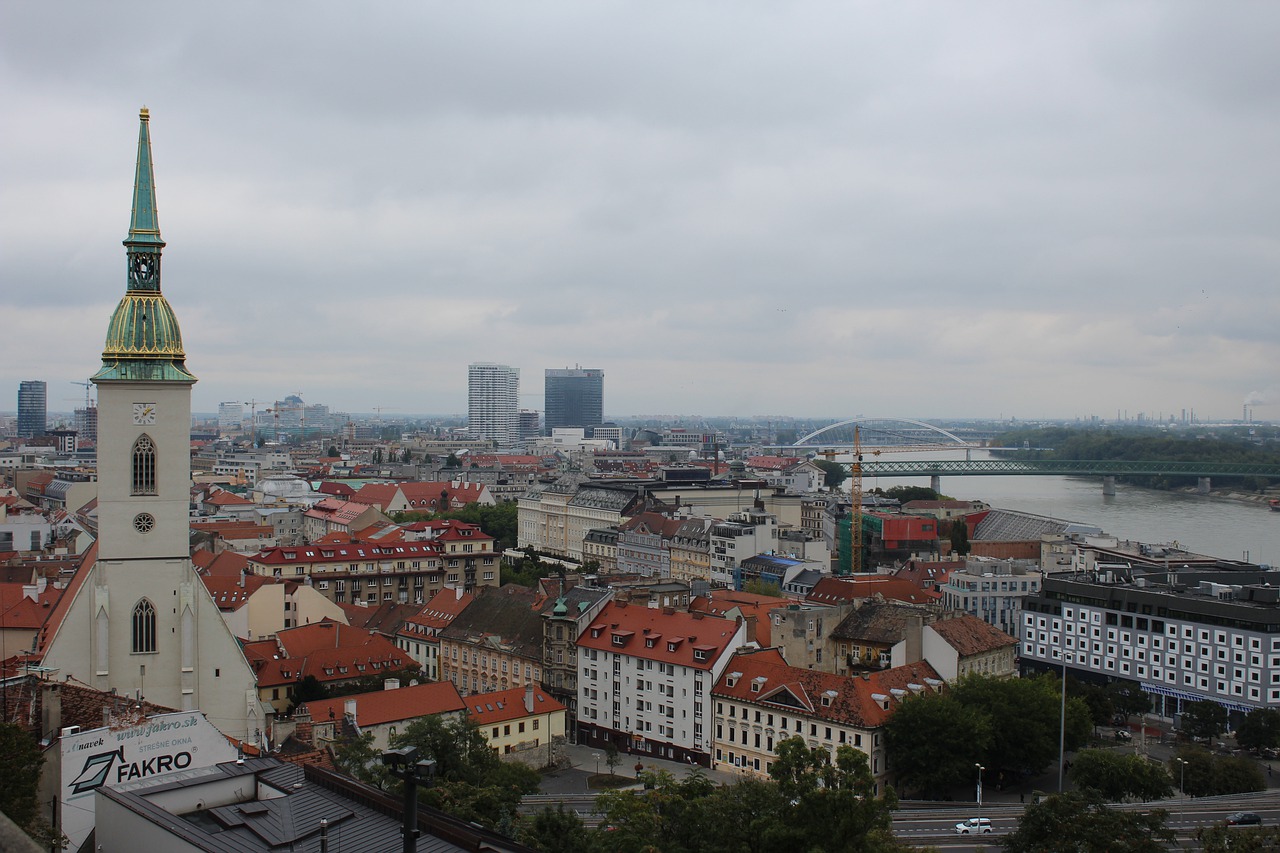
xmin=41 ymin=109 xmax=265 ymax=743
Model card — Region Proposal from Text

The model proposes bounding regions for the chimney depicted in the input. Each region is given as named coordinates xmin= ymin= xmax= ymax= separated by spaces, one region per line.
xmin=344 ymin=698 xmax=357 ymax=719
xmin=904 ymin=615 xmax=924 ymax=665
xmin=524 ymin=684 xmax=534 ymax=714
xmin=41 ymin=682 xmax=62 ymax=741
xmin=384 ymin=678 xmax=400 ymax=691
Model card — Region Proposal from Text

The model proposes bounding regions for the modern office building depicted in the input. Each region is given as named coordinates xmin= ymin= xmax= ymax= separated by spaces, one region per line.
xmin=544 ymin=367 xmax=603 ymax=434
xmin=1020 ymin=569 xmax=1280 ymax=721
xmin=468 ymin=363 xmax=520 ymax=446
xmin=218 ymin=400 xmax=244 ymax=431
xmin=17 ymin=380 xmax=47 ymax=438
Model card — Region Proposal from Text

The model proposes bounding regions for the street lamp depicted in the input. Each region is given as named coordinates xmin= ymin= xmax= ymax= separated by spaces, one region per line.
xmin=382 ymin=747 xmax=437 ymax=853
xmin=593 ymin=752 xmax=601 ymax=776
xmin=1175 ymin=757 xmax=1188 ymax=826
xmin=976 ymin=763 xmax=985 ymax=823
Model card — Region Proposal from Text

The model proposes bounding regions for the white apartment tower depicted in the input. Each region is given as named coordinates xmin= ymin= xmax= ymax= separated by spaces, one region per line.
xmin=468 ymin=362 xmax=520 ymax=447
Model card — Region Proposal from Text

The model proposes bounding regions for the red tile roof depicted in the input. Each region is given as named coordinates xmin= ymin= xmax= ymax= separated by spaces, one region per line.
xmin=300 ymin=681 xmax=465 ymax=728
xmin=929 ymin=614 xmax=1018 ymax=656
xmin=0 ymin=582 xmax=63 ymax=629
xmin=713 ymin=648 xmax=943 ymax=729
xmin=205 ymin=490 xmax=255 ymax=506
xmin=745 ymin=456 xmax=803 ymax=471
xmin=576 ymin=601 xmax=741 ymax=671
xmin=401 ymin=589 xmax=475 ymax=634
xmin=201 ymin=574 xmax=274 ymax=612
xmin=807 ymin=576 xmax=941 ymax=606
xmin=689 ymin=590 xmax=788 ymax=647
xmin=466 ymin=685 xmax=564 ymax=725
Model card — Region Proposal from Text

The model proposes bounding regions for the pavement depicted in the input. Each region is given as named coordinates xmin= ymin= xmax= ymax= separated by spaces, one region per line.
xmin=538 ymin=742 xmax=739 ymax=795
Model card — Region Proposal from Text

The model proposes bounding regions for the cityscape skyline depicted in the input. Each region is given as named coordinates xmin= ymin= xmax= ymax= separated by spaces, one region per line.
xmin=3 ymin=3 xmax=1279 ymax=421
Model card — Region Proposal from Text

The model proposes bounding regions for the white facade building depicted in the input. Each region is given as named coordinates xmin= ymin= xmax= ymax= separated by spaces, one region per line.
xmin=468 ymin=363 xmax=520 ymax=447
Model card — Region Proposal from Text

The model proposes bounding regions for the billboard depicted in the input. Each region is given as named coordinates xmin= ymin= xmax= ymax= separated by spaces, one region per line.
xmin=59 ymin=710 xmax=239 ymax=850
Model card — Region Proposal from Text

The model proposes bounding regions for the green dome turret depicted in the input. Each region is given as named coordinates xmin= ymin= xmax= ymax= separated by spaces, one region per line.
xmin=93 ymin=108 xmax=195 ymax=384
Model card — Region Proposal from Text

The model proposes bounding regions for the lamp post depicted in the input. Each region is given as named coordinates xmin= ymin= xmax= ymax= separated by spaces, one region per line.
xmin=593 ymin=752 xmax=600 ymax=776
xmin=976 ymin=763 xmax=985 ymax=823
xmin=382 ymin=746 xmax=437 ymax=853
xmin=1175 ymin=757 xmax=1188 ymax=826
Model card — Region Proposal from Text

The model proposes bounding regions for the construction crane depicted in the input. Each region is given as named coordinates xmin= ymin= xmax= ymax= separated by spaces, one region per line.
xmin=70 ymin=380 xmax=94 ymax=410
xmin=849 ymin=425 xmax=863 ymax=574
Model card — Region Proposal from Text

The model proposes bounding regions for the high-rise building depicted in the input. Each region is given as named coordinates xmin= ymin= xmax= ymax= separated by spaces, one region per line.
xmin=467 ymin=363 xmax=520 ymax=446
xmin=544 ymin=367 xmax=603 ymax=434
xmin=518 ymin=409 xmax=541 ymax=441
xmin=41 ymin=108 xmax=263 ymax=745
xmin=218 ymin=401 xmax=244 ymax=432
xmin=74 ymin=405 xmax=98 ymax=444
xmin=17 ymin=380 xmax=47 ymax=438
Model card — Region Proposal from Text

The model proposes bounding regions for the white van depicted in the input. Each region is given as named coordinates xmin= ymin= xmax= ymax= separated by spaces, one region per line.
xmin=955 ymin=817 xmax=992 ymax=835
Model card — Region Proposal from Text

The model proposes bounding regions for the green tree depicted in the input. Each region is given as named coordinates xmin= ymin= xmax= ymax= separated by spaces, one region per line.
xmin=372 ymin=447 xmax=383 ymax=464
xmin=1173 ymin=746 xmax=1265 ymax=797
xmin=445 ymin=452 xmax=461 ymax=468
xmin=951 ymin=673 xmax=1091 ymax=776
xmin=519 ymin=804 xmax=595 ymax=853
xmin=1108 ymin=681 xmax=1152 ymax=719
xmin=332 ymin=730 xmax=391 ymax=789
xmin=1069 ymin=677 xmax=1114 ymax=728
xmin=1236 ymin=708 xmax=1280 ymax=751
xmin=813 ymin=459 xmax=847 ymax=489
xmin=882 ymin=693 xmax=991 ymax=799
xmin=1002 ymin=791 xmax=1174 ymax=853
xmin=0 ymin=723 xmax=47 ymax=838
xmin=292 ymin=674 xmax=327 ymax=705
xmin=1181 ymin=700 xmax=1228 ymax=740
xmin=1197 ymin=823 xmax=1280 ymax=852
xmin=880 ymin=485 xmax=941 ymax=503
xmin=1068 ymin=749 xmax=1173 ymax=802
xmin=604 ymin=742 xmax=621 ymax=776
xmin=326 ymin=445 xmax=340 ymax=457
xmin=401 ymin=447 xmax=412 ymax=463
xmin=948 ymin=519 xmax=971 ymax=556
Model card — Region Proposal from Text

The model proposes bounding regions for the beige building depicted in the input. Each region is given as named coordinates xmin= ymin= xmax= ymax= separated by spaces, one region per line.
xmin=668 ymin=517 xmax=712 ymax=584
xmin=202 ymin=574 xmax=348 ymax=641
xmin=300 ymin=680 xmax=466 ymax=750
xmin=468 ymin=684 xmax=567 ymax=767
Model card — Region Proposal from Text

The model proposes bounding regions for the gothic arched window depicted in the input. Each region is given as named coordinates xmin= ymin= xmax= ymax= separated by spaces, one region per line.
xmin=132 ymin=599 xmax=156 ymax=653
xmin=132 ymin=434 xmax=157 ymax=495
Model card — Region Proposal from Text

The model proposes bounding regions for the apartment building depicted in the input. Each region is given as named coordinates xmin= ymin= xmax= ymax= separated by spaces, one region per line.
xmin=576 ymin=600 xmax=747 ymax=765
xmin=939 ymin=557 xmax=1042 ymax=635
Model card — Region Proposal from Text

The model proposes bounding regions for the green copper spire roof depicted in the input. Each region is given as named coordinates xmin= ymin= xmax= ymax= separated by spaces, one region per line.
xmin=126 ymin=107 xmax=165 ymax=250
xmin=92 ymin=107 xmax=196 ymax=384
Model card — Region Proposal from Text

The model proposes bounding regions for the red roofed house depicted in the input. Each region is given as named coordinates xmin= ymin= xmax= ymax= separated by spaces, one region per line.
xmin=689 ymin=589 xmax=789 ymax=647
xmin=0 ymin=578 xmax=64 ymax=659
xmin=807 ymin=575 xmax=941 ymax=608
xmin=923 ymin=613 xmax=1018 ymax=680
xmin=199 ymin=486 xmax=258 ymax=519
xmin=298 ymin=679 xmax=466 ymax=750
xmin=468 ymin=684 xmax=566 ymax=766
xmin=200 ymin=573 xmax=347 ymax=641
xmin=576 ymin=600 xmax=747 ymax=765
xmin=711 ymin=647 xmax=943 ymax=791
xmin=302 ymin=498 xmax=390 ymax=541
xmin=397 ymin=588 xmax=474 ymax=679
xmin=351 ymin=481 xmax=495 ymax=514
xmin=249 ymin=619 xmax=414 ymax=714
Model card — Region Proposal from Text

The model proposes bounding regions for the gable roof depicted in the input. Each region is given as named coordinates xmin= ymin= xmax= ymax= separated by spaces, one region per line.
xmin=467 ymin=685 xmax=564 ymax=725
xmin=576 ymin=601 xmax=741 ymax=671
xmin=438 ymin=586 xmax=544 ymax=661
xmin=830 ymin=599 xmax=938 ymax=645
xmin=808 ymin=576 xmax=941 ymax=606
xmin=300 ymin=681 xmax=465 ymax=728
xmin=929 ymin=614 xmax=1018 ymax=656
xmin=712 ymin=648 xmax=943 ymax=729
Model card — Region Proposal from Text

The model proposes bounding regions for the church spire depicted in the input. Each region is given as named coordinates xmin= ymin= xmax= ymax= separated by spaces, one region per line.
xmin=92 ymin=108 xmax=195 ymax=384
xmin=126 ymin=106 xmax=165 ymax=254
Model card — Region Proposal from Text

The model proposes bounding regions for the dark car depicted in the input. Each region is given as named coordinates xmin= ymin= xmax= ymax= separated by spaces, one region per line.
xmin=1226 ymin=812 xmax=1262 ymax=826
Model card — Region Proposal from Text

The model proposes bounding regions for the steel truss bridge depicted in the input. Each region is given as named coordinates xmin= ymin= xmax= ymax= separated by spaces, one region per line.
xmin=854 ymin=459 xmax=1280 ymax=478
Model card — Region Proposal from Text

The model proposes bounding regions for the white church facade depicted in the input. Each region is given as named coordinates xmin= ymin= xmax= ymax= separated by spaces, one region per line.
xmin=39 ymin=109 xmax=269 ymax=744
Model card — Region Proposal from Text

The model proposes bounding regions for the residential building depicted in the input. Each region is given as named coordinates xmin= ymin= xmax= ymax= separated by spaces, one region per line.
xmin=468 ymin=363 xmax=520 ymax=446
xmin=73 ymin=405 xmax=98 ymax=444
xmin=711 ymin=648 xmax=943 ymax=791
xmin=575 ymin=600 xmax=747 ymax=764
xmin=668 ymin=517 xmax=712 ymax=584
xmin=769 ymin=601 xmax=853 ymax=669
xmin=710 ymin=509 xmax=778 ymax=586
xmin=301 ymin=498 xmax=389 ymax=541
xmin=1021 ymin=570 xmax=1280 ymax=721
xmin=617 ymin=512 xmax=684 ymax=578
xmin=300 ymin=679 xmax=466 ymax=750
xmin=921 ymin=614 xmax=1018 ymax=680
xmin=939 ymin=557 xmax=1043 ymax=634
xmin=396 ymin=588 xmax=474 ymax=680
xmin=16 ymin=380 xmax=46 ymax=439
xmin=582 ymin=526 xmax=620 ymax=572
xmin=544 ymin=367 xmax=604 ymax=434
xmin=202 ymin=573 xmax=347 ymax=640
xmin=439 ymin=585 xmax=544 ymax=696
xmin=829 ymin=600 xmax=940 ymax=674
xmin=350 ymin=480 xmax=495 ymax=514
xmin=518 ymin=475 xmax=651 ymax=561
xmin=469 ymin=684 xmax=567 ymax=766
xmin=539 ymin=581 xmax=612 ymax=736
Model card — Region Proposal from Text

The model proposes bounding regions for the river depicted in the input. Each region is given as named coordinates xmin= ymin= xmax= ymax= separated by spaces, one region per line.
xmin=848 ymin=449 xmax=1280 ymax=567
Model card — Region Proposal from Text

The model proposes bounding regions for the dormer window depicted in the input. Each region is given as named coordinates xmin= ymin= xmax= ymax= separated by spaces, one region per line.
xmin=612 ymin=634 xmax=625 ymax=646
xmin=694 ymin=650 xmax=708 ymax=662
xmin=726 ymin=676 xmax=738 ymax=688
xmin=645 ymin=638 xmax=656 ymax=648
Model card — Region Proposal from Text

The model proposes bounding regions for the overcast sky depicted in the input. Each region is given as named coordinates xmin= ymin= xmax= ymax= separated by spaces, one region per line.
xmin=3 ymin=2 xmax=1278 ymax=422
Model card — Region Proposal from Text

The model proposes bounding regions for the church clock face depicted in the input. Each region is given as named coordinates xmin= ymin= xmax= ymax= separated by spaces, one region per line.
xmin=132 ymin=402 xmax=157 ymax=425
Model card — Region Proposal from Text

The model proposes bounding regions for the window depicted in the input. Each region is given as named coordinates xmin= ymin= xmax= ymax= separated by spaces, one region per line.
xmin=132 ymin=599 xmax=156 ymax=653
xmin=131 ymin=434 xmax=157 ymax=495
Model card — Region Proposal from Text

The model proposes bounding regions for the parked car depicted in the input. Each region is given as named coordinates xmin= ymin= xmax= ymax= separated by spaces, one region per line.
xmin=955 ymin=817 xmax=993 ymax=835
xmin=1226 ymin=812 xmax=1262 ymax=826
xmin=1115 ymin=729 xmax=1132 ymax=741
